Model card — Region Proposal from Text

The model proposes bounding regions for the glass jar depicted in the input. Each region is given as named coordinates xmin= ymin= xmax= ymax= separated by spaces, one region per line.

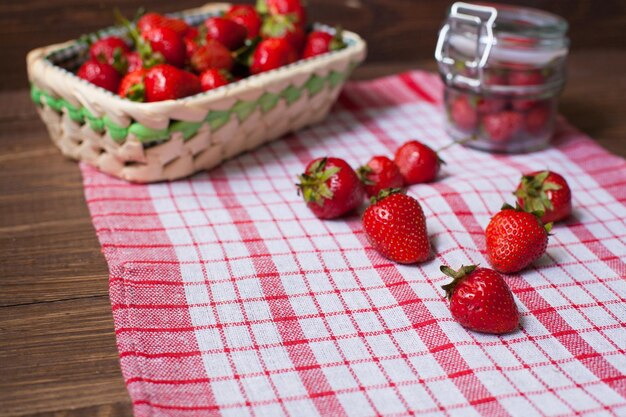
xmin=435 ymin=2 xmax=569 ymax=153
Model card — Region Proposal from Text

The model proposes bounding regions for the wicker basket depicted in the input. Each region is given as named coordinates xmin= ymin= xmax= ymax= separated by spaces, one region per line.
xmin=27 ymin=2 xmax=366 ymax=183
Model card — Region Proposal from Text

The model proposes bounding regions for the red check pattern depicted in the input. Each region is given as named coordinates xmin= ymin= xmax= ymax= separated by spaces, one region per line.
xmin=82 ymin=71 xmax=626 ymax=417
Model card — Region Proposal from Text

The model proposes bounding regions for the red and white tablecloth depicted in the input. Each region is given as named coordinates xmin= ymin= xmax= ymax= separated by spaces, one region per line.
xmin=82 ymin=71 xmax=626 ymax=417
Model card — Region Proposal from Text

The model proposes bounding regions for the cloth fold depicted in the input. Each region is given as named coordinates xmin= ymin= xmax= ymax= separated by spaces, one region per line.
xmin=83 ymin=70 xmax=626 ymax=417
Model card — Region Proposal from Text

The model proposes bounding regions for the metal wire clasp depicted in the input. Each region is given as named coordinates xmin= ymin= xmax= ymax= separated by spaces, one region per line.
xmin=435 ymin=2 xmax=498 ymax=90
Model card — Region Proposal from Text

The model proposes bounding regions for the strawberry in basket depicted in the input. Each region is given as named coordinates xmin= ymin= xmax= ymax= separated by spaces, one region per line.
xmin=73 ymin=2 xmax=348 ymax=103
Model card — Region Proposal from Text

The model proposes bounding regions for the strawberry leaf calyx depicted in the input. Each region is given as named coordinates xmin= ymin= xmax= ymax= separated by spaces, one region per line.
xmin=440 ymin=264 xmax=477 ymax=300
xmin=514 ymin=170 xmax=561 ymax=213
xmin=256 ymin=0 xmax=269 ymax=14
xmin=126 ymin=82 xmax=146 ymax=102
xmin=356 ymin=165 xmax=375 ymax=186
xmin=370 ymin=188 xmax=404 ymax=205
xmin=296 ymin=158 xmax=341 ymax=207
xmin=501 ymin=202 xmax=545 ymax=221
xmin=261 ymin=13 xmax=297 ymax=38
xmin=329 ymin=27 xmax=346 ymax=51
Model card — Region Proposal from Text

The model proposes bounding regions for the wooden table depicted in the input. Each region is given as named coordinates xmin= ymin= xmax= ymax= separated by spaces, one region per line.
xmin=1 ymin=50 xmax=625 ymax=417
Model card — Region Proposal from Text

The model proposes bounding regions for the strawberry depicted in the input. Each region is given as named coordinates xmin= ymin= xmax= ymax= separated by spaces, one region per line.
xmin=296 ymin=157 xmax=365 ymax=219
xmin=77 ymin=60 xmax=121 ymax=93
xmin=362 ymin=189 xmax=430 ymax=264
xmin=482 ymin=111 xmax=523 ymax=142
xmin=515 ymin=170 xmax=572 ymax=224
xmin=204 ymin=17 xmax=247 ymax=51
xmin=125 ymin=51 xmax=143 ymax=72
xmin=260 ymin=14 xmax=306 ymax=52
xmin=89 ymin=36 xmax=130 ymax=73
xmin=485 ymin=204 xmax=550 ymax=274
xmin=449 ymin=95 xmax=477 ymax=131
xmin=441 ymin=265 xmax=520 ymax=334
xmin=190 ymin=39 xmax=234 ymax=73
xmin=508 ymin=70 xmax=544 ymax=86
xmin=394 ymin=140 xmax=442 ymax=185
xmin=258 ymin=0 xmax=307 ymax=27
xmin=183 ymin=27 xmax=202 ymax=58
xmin=225 ymin=5 xmax=262 ymax=39
xmin=250 ymin=38 xmax=298 ymax=74
xmin=142 ymin=26 xmax=187 ymax=68
xmin=118 ymin=69 xmax=146 ymax=101
xmin=200 ymin=69 xmax=232 ymax=92
xmin=357 ymin=156 xmax=404 ymax=198
xmin=138 ymin=12 xmax=190 ymax=37
xmin=508 ymin=70 xmax=545 ymax=111
xmin=525 ymin=104 xmax=552 ymax=135
xmin=476 ymin=96 xmax=506 ymax=114
xmin=302 ymin=29 xmax=346 ymax=59
xmin=143 ymin=64 xmax=201 ymax=102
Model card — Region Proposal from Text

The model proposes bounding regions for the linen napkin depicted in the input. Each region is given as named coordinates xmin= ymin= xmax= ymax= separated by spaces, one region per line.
xmin=83 ymin=70 xmax=626 ymax=417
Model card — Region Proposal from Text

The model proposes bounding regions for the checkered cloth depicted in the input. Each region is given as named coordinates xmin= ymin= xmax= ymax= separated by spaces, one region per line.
xmin=82 ymin=71 xmax=626 ymax=417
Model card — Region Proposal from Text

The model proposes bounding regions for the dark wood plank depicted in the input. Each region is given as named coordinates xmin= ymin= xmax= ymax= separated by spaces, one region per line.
xmin=2 ymin=0 xmax=626 ymax=90
xmin=0 ymin=298 xmax=130 ymax=417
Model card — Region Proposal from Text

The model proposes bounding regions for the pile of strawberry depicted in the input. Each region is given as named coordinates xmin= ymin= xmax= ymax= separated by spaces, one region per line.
xmin=448 ymin=68 xmax=554 ymax=143
xmin=298 ymin=141 xmax=572 ymax=335
xmin=76 ymin=0 xmax=345 ymax=102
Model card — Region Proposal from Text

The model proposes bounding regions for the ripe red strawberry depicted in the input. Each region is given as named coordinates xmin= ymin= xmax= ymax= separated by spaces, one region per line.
xmin=250 ymin=38 xmax=298 ymax=74
xmin=485 ymin=204 xmax=550 ymax=274
xmin=362 ymin=189 xmax=431 ymax=264
xmin=118 ymin=69 xmax=146 ymax=101
xmin=508 ymin=71 xmax=545 ymax=111
xmin=482 ymin=111 xmax=523 ymax=142
xmin=441 ymin=265 xmax=520 ymax=334
xmin=190 ymin=39 xmax=234 ymax=73
xmin=476 ymin=96 xmax=506 ymax=114
xmin=183 ymin=27 xmax=202 ymax=58
xmin=394 ymin=140 xmax=442 ymax=185
xmin=258 ymin=0 xmax=307 ymax=27
xmin=138 ymin=12 xmax=190 ymax=37
xmin=357 ymin=156 xmax=404 ymax=198
xmin=225 ymin=5 xmax=262 ymax=39
xmin=204 ymin=17 xmax=247 ymax=51
xmin=77 ymin=60 xmax=121 ymax=93
xmin=144 ymin=64 xmax=201 ymax=102
xmin=200 ymin=69 xmax=232 ymax=92
xmin=125 ymin=51 xmax=143 ymax=72
xmin=515 ymin=171 xmax=572 ymax=224
xmin=525 ymin=104 xmax=552 ymax=135
xmin=89 ymin=36 xmax=130 ymax=73
xmin=302 ymin=29 xmax=346 ymax=59
xmin=142 ymin=26 xmax=187 ymax=68
xmin=296 ymin=157 xmax=365 ymax=219
xmin=508 ymin=70 xmax=545 ymax=86
xmin=450 ymin=95 xmax=477 ymax=131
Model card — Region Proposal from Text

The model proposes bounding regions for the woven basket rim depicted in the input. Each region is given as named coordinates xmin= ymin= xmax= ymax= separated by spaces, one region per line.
xmin=27 ymin=2 xmax=366 ymax=112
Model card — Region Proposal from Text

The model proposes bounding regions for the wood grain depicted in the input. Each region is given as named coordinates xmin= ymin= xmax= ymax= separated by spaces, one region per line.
xmin=0 ymin=2 xmax=625 ymax=414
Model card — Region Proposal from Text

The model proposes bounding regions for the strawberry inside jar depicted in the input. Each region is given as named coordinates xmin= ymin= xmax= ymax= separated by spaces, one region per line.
xmin=436 ymin=2 xmax=569 ymax=153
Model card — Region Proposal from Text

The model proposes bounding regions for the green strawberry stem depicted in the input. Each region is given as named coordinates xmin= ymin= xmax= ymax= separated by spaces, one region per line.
xmin=370 ymin=188 xmax=404 ymax=205
xmin=355 ymin=165 xmax=375 ymax=186
xmin=113 ymin=8 xmax=164 ymax=68
xmin=514 ymin=170 xmax=562 ymax=213
xmin=234 ymin=37 xmax=262 ymax=67
xmin=435 ymin=135 xmax=477 ymax=153
xmin=296 ymin=158 xmax=341 ymax=207
xmin=440 ymin=264 xmax=477 ymax=300
xmin=330 ymin=26 xmax=347 ymax=51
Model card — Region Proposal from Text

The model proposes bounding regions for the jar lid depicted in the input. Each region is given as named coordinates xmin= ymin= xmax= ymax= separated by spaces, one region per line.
xmin=435 ymin=2 xmax=569 ymax=91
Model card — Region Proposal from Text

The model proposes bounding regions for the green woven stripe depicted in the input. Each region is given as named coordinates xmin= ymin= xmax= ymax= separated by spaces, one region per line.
xmin=30 ymin=68 xmax=353 ymax=146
